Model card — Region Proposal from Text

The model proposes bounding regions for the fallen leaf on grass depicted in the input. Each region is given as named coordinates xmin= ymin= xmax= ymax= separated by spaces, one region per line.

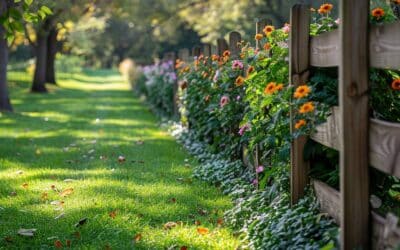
xmin=109 ymin=210 xmax=117 ymax=219
xmin=4 ymin=236 xmax=13 ymax=243
xmin=194 ymin=220 xmax=201 ymax=225
xmin=41 ymin=192 xmax=48 ymax=201
xmin=118 ymin=155 xmax=126 ymax=163
xmin=51 ymin=200 xmax=65 ymax=206
xmin=133 ymin=233 xmax=142 ymax=242
xmin=60 ymin=188 xmax=74 ymax=197
xmin=170 ymin=198 xmax=176 ymax=203
xmin=163 ymin=222 xmax=178 ymax=230
xmin=54 ymin=240 xmax=63 ymax=248
xmin=217 ymin=218 xmax=224 ymax=226
xmin=75 ymin=218 xmax=88 ymax=227
xmin=18 ymin=228 xmax=37 ymax=237
xmin=21 ymin=183 xmax=28 ymax=189
xmin=196 ymin=227 xmax=209 ymax=235
xmin=54 ymin=212 xmax=65 ymax=220
xmin=181 ymin=246 xmax=188 ymax=250
xmin=63 ymin=179 xmax=75 ymax=183
xmin=197 ymin=209 xmax=208 ymax=216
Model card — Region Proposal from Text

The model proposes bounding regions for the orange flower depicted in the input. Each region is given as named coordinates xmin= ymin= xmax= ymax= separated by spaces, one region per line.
xmin=211 ymin=54 xmax=219 ymax=61
xmin=294 ymin=85 xmax=311 ymax=99
xmin=255 ymin=33 xmax=263 ymax=40
xmin=372 ymin=8 xmax=385 ymax=19
xmin=295 ymin=119 xmax=307 ymax=129
xmin=223 ymin=50 xmax=231 ymax=57
xmin=318 ymin=3 xmax=333 ymax=14
xmin=240 ymin=52 xmax=245 ymax=59
xmin=202 ymin=72 xmax=209 ymax=79
xmin=393 ymin=0 xmax=400 ymax=5
xmin=247 ymin=66 xmax=255 ymax=76
xmin=299 ymin=102 xmax=315 ymax=114
xmin=235 ymin=76 xmax=245 ymax=86
xmin=263 ymin=25 xmax=275 ymax=36
xmin=275 ymin=83 xmax=284 ymax=91
xmin=263 ymin=43 xmax=271 ymax=50
xmin=183 ymin=66 xmax=190 ymax=73
xmin=204 ymin=95 xmax=211 ymax=102
xmin=264 ymin=82 xmax=277 ymax=95
xmin=392 ymin=78 xmax=400 ymax=90
xmin=197 ymin=227 xmax=209 ymax=235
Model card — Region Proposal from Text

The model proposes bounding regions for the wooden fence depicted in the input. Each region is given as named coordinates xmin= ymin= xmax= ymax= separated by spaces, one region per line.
xmin=289 ymin=3 xmax=400 ymax=249
xmin=162 ymin=2 xmax=400 ymax=249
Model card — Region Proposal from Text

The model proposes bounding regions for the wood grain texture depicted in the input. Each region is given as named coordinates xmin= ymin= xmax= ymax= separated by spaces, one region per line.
xmin=178 ymin=49 xmax=190 ymax=62
xmin=229 ymin=31 xmax=241 ymax=59
xmin=217 ymin=38 xmax=228 ymax=56
xmin=339 ymin=1 xmax=370 ymax=248
xmin=192 ymin=46 xmax=202 ymax=57
xmin=310 ymin=29 xmax=340 ymax=67
xmin=289 ymin=4 xmax=311 ymax=205
xmin=370 ymin=21 xmax=400 ymax=69
xmin=313 ymin=180 xmax=400 ymax=248
xmin=311 ymin=107 xmax=400 ymax=179
xmin=203 ymin=44 xmax=211 ymax=57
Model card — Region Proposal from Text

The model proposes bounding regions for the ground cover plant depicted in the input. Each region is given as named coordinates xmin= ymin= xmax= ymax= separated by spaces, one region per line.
xmin=0 ymin=70 xmax=240 ymax=249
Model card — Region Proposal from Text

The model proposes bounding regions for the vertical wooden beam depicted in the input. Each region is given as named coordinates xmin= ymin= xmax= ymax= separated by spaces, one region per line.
xmin=178 ymin=48 xmax=190 ymax=62
xmin=339 ymin=0 xmax=370 ymax=248
xmin=256 ymin=18 xmax=272 ymax=49
xmin=203 ymin=44 xmax=212 ymax=57
xmin=217 ymin=38 xmax=229 ymax=56
xmin=289 ymin=4 xmax=310 ymax=205
xmin=229 ymin=31 xmax=241 ymax=59
xmin=192 ymin=46 xmax=202 ymax=58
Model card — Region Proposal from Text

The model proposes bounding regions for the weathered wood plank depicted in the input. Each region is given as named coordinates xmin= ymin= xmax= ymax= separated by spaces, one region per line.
xmin=203 ymin=44 xmax=211 ymax=57
xmin=178 ymin=48 xmax=190 ymax=62
xmin=370 ymin=21 xmax=400 ymax=69
xmin=229 ymin=31 xmax=241 ymax=59
xmin=192 ymin=46 xmax=202 ymax=57
xmin=310 ymin=29 xmax=340 ymax=67
xmin=309 ymin=21 xmax=400 ymax=68
xmin=310 ymin=107 xmax=400 ymax=179
xmin=289 ymin=4 xmax=311 ymax=205
xmin=339 ymin=1 xmax=370 ymax=248
xmin=217 ymin=38 xmax=228 ymax=56
xmin=313 ymin=180 xmax=400 ymax=249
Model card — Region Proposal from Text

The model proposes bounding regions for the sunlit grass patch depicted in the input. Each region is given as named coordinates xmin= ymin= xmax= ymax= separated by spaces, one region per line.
xmin=0 ymin=70 xmax=239 ymax=249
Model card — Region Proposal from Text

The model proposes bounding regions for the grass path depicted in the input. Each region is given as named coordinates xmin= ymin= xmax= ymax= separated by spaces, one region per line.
xmin=0 ymin=70 xmax=239 ymax=249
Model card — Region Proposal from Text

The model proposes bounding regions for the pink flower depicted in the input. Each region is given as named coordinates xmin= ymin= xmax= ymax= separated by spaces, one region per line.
xmin=238 ymin=124 xmax=250 ymax=136
xmin=256 ymin=165 xmax=264 ymax=173
xmin=282 ymin=23 xmax=290 ymax=34
xmin=220 ymin=95 xmax=230 ymax=108
xmin=335 ymin=18 xmax=340 ymax=25
xmin=213 ymin=70 xmax=220 ymax=82
xmin=252 ymin=179 xmax=258 ymax=186
xmin=236 ymin=95 xmax=241 ymax=101
xmin=232 ymin=60 xmax=244 ymax=70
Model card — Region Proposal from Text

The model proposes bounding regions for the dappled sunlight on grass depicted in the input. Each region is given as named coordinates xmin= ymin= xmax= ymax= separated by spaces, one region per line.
xmin=0 ymin=70 xmax=239 ymax=249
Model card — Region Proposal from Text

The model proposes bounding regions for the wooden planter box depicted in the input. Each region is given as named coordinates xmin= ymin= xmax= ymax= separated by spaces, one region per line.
xmin=311 ymin=107 xmax=400 ymax=178
xmin=313 ymin=179 xmax=400 ymax=248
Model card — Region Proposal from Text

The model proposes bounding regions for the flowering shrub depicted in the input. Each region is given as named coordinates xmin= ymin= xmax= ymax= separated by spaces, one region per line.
xmin=135 ymin=60 xmax=177 ymax=117
xmin=133 ymin=2 xmax=400 ymax=249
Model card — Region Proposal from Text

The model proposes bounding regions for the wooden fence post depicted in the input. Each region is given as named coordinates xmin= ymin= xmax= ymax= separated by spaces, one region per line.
xmin=289 ymin=4 xmax=310 ymax=205
xmin=217 ymin=38 xmax=229 ymax=56
xmin=192 ymin=46 xmax=202 ymax=58
xmin=229 ymin=31 xmax=241 ymax=59
xmin=339 ymin=0 xmax=370 ymax=248
xmin=256 ymin=18 xmax=272 ymax=49
xmin=178 ymin=48 xmax=190 ymax=62
xmin=203 ymin=44 xmax=212 ymax=57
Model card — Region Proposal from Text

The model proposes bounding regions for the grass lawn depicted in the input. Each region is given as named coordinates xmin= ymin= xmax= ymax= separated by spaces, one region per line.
xmin=0 ymin=70 xmax=239 ymax=249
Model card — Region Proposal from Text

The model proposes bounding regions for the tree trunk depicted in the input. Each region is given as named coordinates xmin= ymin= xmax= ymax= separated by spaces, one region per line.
xmin=0 ymin=3 xmax=12 ymax=111
xmin=0 ymin=26 xmax=12 ymax=111
xmin=46 ymin=28 xmax=58 ymax=84
xmin=32 ymin=31 xmax=48 ymax=93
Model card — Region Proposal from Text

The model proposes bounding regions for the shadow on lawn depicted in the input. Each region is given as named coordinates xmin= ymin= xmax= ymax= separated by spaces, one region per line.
xmin=0 ymin=70 xmax=234 ymax=249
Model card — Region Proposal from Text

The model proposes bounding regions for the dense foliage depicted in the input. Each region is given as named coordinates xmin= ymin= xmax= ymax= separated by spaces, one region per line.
xmin=132 ymin=2 xmax=400 ymax=249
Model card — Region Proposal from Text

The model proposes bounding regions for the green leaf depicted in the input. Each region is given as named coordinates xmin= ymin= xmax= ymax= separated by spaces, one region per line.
xmin=39 ymin=6 xmax=53 ymax=15
xmin=24 ymin=0 xmax=33 ymax=5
